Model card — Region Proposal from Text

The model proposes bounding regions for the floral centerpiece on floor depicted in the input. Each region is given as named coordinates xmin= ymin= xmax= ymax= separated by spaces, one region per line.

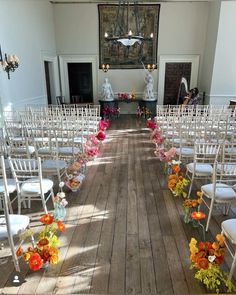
xmin=16 ymin=210 xmax=66 ymax=271
xmin=182 ymin=191 xmax=202 ymax=223
xmin=189 ymin=234 xmax=235 ymax=293
xmin=167 ymin=161 xmax=189 ymax=197
xmin=16 ymin=186 xmax=67 ymax=271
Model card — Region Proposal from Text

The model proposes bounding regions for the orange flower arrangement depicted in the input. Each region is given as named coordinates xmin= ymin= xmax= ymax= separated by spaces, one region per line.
xmin=189 ymin=234 xmax=235 ymax=293
xmin=16 ymin=214 xmax=65 ymax=271
xmin=189 ymin=234 xmax=225 ymax=270
xmin=183 ymin=198 xmax=202 ymax=208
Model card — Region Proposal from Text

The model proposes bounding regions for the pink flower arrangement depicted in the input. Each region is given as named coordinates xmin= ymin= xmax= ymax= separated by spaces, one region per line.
xmin=85 ymin=145 xmax=99 ymax=157
xmin=146 ymin=118 xmax=157 ymax=130
xmin=102 ymin=106 xmax=119 ymax=116
xmin=99 ymin=119 xmax=109 ymax=131
xmin=87 ymin=134 xmax=100 ymax=146
xmin=150 ymin=129 xmax=165 ymax=145
xmin=96 ymin=130 xmax=106 ymax=141
xmin=118 ymin=93 xmax=130 ymax=100
xmin=154 ymin=147 xmax=176 ymax=162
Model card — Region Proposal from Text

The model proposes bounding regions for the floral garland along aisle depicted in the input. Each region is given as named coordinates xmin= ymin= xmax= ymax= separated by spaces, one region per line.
xmin=146 ymin=118 xmax=236 ymax=293
xmin=64 ymin=119 xmax=109 ymax=192
xmin=15 ymin=119 xmax=110 ymax=273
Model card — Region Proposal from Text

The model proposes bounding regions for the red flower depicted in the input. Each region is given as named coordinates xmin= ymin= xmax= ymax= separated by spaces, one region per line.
xmin=37 ymin=238 xmax=49 ymax=247
xmin=197 ymin=257 xmax=209 ymax=269
xmin=28 ymin=253 xmax=43 ymax=271
xmin=96 ymin=130 xmax=106 ymax=141
xmin=191 ymin=211 xmax=206 ymax=220
xmin=146 ymin=119 xmax=156 ymax=130
xmin=16 ymin=246 xmax=23 ymax=257
xmin=39 ymin=214 xmax=54 ymax=225
xmin=57 ymin=220 xmax=65 ymax=232
xmin=172 ymin=164 xmax=181 ymax=174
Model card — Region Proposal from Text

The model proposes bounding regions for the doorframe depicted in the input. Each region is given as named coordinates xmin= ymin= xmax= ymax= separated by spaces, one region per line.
xmin=59 ymin=55 xmax=98 ymax=104
xmin=41 ymin=51 xmax=61 ymax=105
xmin=158 ymin=55 xmax=200 ymax=105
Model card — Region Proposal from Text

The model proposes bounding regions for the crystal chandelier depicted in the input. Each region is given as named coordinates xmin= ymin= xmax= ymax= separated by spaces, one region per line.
xmin=104 ymin=1 xmax=154 ymax=47
xmin=0 ymin=45 xmax=19 ymax=80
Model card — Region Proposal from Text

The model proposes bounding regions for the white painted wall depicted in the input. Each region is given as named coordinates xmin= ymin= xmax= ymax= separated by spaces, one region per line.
xmin=209 ymin=0 xmax=236 ymax=105
xmin=53 ymin=2 xmax=209 ymax=111
xmin=0 ymin=0 xmax=57 ymax=112
xmin=199 ymin=0 xmax=221 ymax=104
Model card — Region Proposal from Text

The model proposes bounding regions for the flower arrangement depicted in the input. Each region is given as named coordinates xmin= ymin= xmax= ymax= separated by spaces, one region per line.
xmin=118 ymin=92 xmax=129 ymax=100
xmin=189 ymin=235 xmax=235 ymax=293
xmin=150 ymin=128 xmax=165 ymax=145
xmin=182 ymin=192 xmax=202 ymax=224
xmin=98 ymin=119 xmax=109 ymax=131
xmin=16 ymin=213 xmax=65 ymax=271
xmin=166 ymin=161 xmax=189 ymax=197
xmin=146 ymin=118 xmax=157 ymax=130
xmin=53 ymin=182 xmax=68 ymax=220
xmin=102 ymin=106 xmax=120 ymax=117
xmin=154 ymin=147 xmax=177 ymax=163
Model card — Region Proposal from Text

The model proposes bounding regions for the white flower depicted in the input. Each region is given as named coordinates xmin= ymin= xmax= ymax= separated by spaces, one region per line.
xmin=68 ymin=174 xmax=73 ymax=180
xmin=208 ymin=255 xmax=216 ymax=263
xmin=57 ymin=192 xmax=66 ymax=199
xmin=59 ymin=181 xmax=65 ymax=188
xmin=172 ymin=160 xmax=181 ymax=165
xmin=60 ymin=199 xmax=68 ymax=207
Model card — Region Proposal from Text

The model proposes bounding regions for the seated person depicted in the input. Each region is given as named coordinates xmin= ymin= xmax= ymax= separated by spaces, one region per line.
xmin=183 ymin=88 xmax=200 ymax=106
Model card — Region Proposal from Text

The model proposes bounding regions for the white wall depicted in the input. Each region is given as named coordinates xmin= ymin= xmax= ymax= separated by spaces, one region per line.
xmin=53 ymin=2 xmax=209 ymax=109
xmin=199 ymin=0 xmax=221 ymax=104
xmin=0 ymin=0 xmax=57 ymax=112
xmin=209 ymin=0 xmax=236 ymax=105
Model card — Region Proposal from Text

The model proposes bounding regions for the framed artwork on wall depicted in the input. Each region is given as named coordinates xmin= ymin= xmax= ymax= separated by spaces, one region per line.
xmin=98 ymin=4 xmax=160 ymax=69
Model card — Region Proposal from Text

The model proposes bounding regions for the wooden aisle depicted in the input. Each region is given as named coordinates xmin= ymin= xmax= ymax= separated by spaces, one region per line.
xmin=0 ymin=115 xmax=235 ymax=294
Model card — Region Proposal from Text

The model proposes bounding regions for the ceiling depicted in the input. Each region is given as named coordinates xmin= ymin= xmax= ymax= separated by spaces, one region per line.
xmin=51 ymin=0 xmax=221 ymax=3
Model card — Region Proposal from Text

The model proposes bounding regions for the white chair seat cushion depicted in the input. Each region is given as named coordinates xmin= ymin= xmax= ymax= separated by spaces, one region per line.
xmin=74 ymin=137 xmax=87 ymax=144
xmin=38 ymin=147 xmax=57 ymax=154
xmin=217 ymin=164 xmax=236 ymax=173
xmin=58 ymin=147 xmax=81 ymax=154
xmin=186 ymin=163 xmax=213 ymax=176
xmin=0 ymin=214 xmax=30 ymax=239
xmin=201 ymin=183 xmax=236 ymax=201
xmin=222 ymin=219 xmax=236 ymax=244
xmin=21 ymin=178 xmax=53 ymax=195
xmin=42 ymin=159 xmax=67 ymax=171
xmin=0 ymin=179 xmax=16 ymax=194
xmin=13 ymin=145 xmax=35 ymax=154
xmin=176 ymin=147 xmax=194 ymax=156
xmin=224 ymin=147 xmax=236 ymax=154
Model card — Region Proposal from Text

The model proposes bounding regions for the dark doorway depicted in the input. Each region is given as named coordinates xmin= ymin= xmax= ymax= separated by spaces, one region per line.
xmin=44 ymin=61 xmax=52 ymax=104
xmin=68 ymin=63 xmax=93 ymax=104
xmin=163 ymin=62 xmax=191 ymax=105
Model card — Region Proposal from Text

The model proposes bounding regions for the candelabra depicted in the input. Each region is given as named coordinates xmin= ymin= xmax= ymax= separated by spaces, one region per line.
xmin=146 ymin=64 xmax=156 ymax=72
xmin=0 ymin=45 xmax=19 ymax=79
xmin=102 ymin=64 xmax=110 ymax=73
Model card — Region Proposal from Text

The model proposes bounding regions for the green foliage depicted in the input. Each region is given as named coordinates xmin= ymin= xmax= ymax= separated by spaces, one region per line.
xmin=194 ymin=263 xmax=236 ymax=293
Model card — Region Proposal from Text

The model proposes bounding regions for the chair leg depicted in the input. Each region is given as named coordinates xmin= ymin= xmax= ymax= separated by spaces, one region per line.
xmin=187 ymin=174 xmax=194 ymax=198
xmin=229 ymin=253 xmax=236 ymax=280
xmin=206 ymin=199 xmax=214 ymax=232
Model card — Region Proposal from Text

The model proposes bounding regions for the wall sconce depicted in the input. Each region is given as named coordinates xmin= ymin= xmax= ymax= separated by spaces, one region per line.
xmin=146 ymin=64 xmax=156 ymax=72
xmin=102 ymin=64 xmax=109 ymax=73
xmin=0 ymin=45 xmax=19 ymax=79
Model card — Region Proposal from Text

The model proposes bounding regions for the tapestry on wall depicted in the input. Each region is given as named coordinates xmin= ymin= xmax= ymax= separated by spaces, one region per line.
xmin=98 ymin=4 xmax=160 ymax=69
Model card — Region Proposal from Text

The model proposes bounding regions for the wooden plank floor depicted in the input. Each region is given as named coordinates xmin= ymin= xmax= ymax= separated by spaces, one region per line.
xmin=1 ymin=114 xmax=235 ymax=294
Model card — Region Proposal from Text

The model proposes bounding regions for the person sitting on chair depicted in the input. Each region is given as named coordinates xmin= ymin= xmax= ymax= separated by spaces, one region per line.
xmin=183 ymin=88 xmax=200 ymax=106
